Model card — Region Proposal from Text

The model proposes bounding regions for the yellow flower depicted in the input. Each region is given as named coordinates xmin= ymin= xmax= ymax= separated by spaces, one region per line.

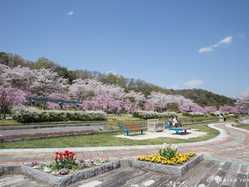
xmin=137 ymin=151 xmax=195 ymax=165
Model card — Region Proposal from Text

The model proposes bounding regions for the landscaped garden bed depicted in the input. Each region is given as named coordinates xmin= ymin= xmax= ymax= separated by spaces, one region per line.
xmin=21 ymin=150 xmax=120 ymax=187
xmin=134 ymin=144 xmax=203 ymax=176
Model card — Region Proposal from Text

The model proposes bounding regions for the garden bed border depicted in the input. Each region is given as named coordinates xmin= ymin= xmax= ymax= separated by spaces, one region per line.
xmin=0 ymin=121 xmax=107 ymax=130
xmin=126 ymin=153 xmax=204 ymax=176
xmin=20 ymin=160 xmax=121 ymax=187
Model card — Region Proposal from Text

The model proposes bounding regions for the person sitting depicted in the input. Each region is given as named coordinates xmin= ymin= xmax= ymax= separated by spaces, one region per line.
xmin=165 ymin=116 xmax=173 ymax=128
xmin=172 ymin=116 xmax=182 ymax=127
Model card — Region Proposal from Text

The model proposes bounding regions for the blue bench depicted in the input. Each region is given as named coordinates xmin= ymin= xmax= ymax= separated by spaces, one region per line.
xmin=118 ymin=123 xmax=145 ymax=136
xmin=169 ymin=127 xmax=188 ymax=135
xmin=164 ymin=122 xmax=188 ymax=135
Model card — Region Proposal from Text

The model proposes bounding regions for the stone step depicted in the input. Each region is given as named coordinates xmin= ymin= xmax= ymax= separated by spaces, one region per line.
xmin=207 ymin=161 xmax=232 ymax=187
xmin=196 ymin=161 xmax=221 ymax=187
xmin=73 ymin=167 xmax=147 ymax=187
xmin=122 ymin=171 xmax=169 ymax=187
xmin=221 ymin=163 xmax=240 ymax=187
xmin=234 ymin=164 xmax=248 ymax=187
xmin=247 ymin=165 xmax=249 ymax=187
xmin=151 ymin=175 xmax=179 ymax=187
xmin=175 ymin=160 xmax=217 ymax=187
xmin=0 ymin=175 xmax=48 ymax=187
xmin=0 ymin=175 xmax=26 ymax=187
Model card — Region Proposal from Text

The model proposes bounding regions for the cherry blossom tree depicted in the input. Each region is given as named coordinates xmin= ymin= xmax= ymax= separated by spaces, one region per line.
xmin=0 ymin=86 xmax=27 ymax=119
xmin=204 ymin=106 xmax=218 ymax=113
xmin=0 ymin=64 xmax=212 ymax=114
xmin=69 ymin=79 xmax=125 ymax=100
xmin=144 ymin=92 xmax=206 ymax=113
xmin=124 ymin=91 xmax=145 ymax=112
xmin=219 ymin=105 xmax=239 ymax=113
xmin=31 ymin=68 xmax=68 ymax=96
xmin=0 ymin=65 xmax=35 ymax=91
xmin=69 ymin=79 xmax=131 ymax=113
xmin=237 ymin=90 xmax=249 ymax=114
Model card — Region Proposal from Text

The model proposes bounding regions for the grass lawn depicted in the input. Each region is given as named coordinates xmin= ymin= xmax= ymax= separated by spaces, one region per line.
xmin=0 ymin=124 xmax=219 ymax=148
xmin=235 ymin=124 xmax=249 ymax=130
xmin=0 ymin=119 xmax=21 ymax=126
xmin=107 ymin=114 xmax=145 ymax=127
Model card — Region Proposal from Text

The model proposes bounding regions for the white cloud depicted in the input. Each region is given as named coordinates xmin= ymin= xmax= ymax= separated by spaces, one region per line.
xmin=67 ymin=11 xmax=75 ymax=16
xmin=219 ymin=36 xmax=232 ymax=44
xmin=184 ymin=80 xmax=204 ymax=89
xmin=198 ymin=47 xmax=213 ymax=54
xmin=198 ymin=36 xmax=233 ymax=54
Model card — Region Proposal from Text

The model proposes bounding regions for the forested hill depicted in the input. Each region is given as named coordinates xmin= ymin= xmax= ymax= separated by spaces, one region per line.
xmin=0 ymin=51 xmax=235 ymax=106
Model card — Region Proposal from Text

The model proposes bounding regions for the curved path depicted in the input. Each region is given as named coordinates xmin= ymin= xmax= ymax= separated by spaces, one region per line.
xmin=0 ymin=122 xmax=249 ymax=165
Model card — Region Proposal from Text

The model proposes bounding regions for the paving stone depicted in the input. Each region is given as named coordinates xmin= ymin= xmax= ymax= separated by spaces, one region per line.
xmin=0 ymin=175 xmax=48 ymax=187
xmin=176 ymin=160 xmax=217 ymax=187
xmin=196 ymin=161 xmax=220 ymax=187
xmin=235 ymin=164 xmax=248 ymax=187
xmin=221 ymin=163 xmax=240 ymax=187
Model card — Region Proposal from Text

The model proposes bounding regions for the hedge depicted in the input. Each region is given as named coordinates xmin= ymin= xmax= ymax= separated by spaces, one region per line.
xmin=133 ymin=111 xmax=177 ymax=119
xmin=13 ymin=107 xmax=107 ymax=123
xmin=182 ymin=112 xmax=207 ymax=117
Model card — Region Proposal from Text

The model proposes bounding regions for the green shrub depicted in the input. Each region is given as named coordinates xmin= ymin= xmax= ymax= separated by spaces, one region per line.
xmin=133 ymin=111 xmax=176 ymax=119
xmin=13 ymin=107 xmax=107 ymax=123
xmin=182 ymin=112 xmax=206 ymax=117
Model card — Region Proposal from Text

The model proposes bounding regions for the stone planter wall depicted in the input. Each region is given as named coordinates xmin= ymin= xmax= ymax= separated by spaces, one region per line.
xmin=21 ymin=160 xmax=121 ymax=187
xmin=127 ymin=154 xmax=204 ymax=176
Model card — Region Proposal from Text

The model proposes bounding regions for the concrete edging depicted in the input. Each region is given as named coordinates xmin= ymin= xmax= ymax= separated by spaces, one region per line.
xmin=126 ymin=154 xmax=204 ymax=176
xmin=20 ymin=160 xmax=120 ymax=187
xmin=0 ymin=121 xmax=106 ymax=130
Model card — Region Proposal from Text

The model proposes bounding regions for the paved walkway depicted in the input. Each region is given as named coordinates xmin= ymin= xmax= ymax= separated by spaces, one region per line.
xmin=0 ymin=122 xmax=249 ymax=165
xmin=0 ymin=125 xmax=105 ymax=141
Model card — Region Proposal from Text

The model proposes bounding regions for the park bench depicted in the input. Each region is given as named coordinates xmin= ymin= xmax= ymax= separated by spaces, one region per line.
xmin=169 ymin=127 xmax=188 ymax=135
xmin=164 ymin=121 xmax=189 ymax=135
xmin=118 ymin=123 xmax=145 ymax=136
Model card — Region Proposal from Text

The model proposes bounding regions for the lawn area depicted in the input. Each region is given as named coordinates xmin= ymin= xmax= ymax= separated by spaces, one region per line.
xmin=235 ymin=124 xmax=249 ymax=130
xmin=0 ymin=119 xmax=21 ymax=126
xmin=107 ymin=114 xmax=145 ymax=127
xmin=0 ymin=124 xmax=219 ymax=148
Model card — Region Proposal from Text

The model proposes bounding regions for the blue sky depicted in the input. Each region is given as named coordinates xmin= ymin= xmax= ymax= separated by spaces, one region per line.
xmin=0 ymin=0 xmax=249 ymax=97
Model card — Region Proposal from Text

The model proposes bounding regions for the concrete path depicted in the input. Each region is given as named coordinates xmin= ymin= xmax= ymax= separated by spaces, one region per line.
xmin=71 ymin=160 xmax=249 ymax=187
xmin=0 ymin=125 xmax=105 ymax=141
xmin=0 ymin=175 xmax=48 ymax=187
xmin=0 ymin=122 xmax=249 ymax=165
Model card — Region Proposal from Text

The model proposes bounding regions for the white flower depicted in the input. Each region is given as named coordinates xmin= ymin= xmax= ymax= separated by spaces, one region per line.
xmin=43 ymin=166 xmax=52 ymax=173
xmin=161 ymin=143 xmax=168 ymax=150
xmin=171 ymin=144 xmax=178 ymax=150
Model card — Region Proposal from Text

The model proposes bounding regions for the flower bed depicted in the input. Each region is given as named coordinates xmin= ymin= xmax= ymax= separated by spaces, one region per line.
xmin=30 ymin=150 xmax=107 ymax=176
xmin=138 ymin=152 xmax=195 ymax=165
xmin=138 ymin=144 xmax=195 ymax=165
xmin=134 ymin=144 xmax=202 ymax=176
xmin=21 ymin=150 xmax=120 ymax=187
